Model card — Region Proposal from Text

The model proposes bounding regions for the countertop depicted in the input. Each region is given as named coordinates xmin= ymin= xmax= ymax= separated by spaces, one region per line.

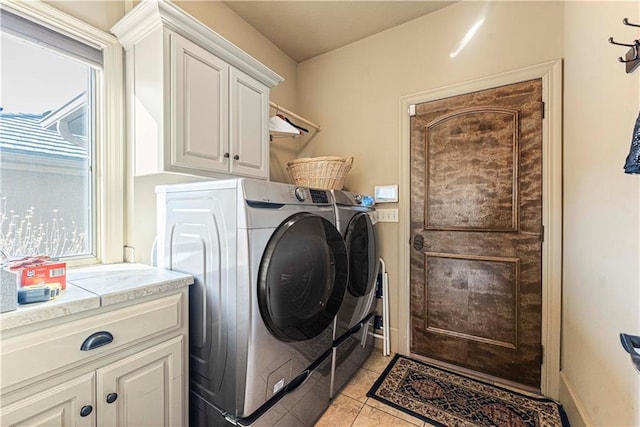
xmin=0 ymin=263 xmax=193 ymax=332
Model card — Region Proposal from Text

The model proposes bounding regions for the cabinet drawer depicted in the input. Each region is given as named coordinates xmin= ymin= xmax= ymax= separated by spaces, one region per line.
xmin=0 ymin=292 xmax=184 ymax=390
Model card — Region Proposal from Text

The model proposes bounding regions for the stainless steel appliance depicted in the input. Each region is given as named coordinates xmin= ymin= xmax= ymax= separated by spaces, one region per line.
xmin=329 ymin=189 xmax=379 ymax=398
xmin=156 ymin=178 xmax=347 ymax=426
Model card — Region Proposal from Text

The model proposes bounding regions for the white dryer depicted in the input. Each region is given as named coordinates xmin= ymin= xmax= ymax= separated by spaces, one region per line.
xmin=329 ymin=189 xmax=379 ymax=398
xmin=156 ymin=178 xmax=348 ymax=426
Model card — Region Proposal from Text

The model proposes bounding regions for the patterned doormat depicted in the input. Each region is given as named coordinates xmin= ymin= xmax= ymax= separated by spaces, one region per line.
xmin=367 ymin=355 xmax=570 ymax=427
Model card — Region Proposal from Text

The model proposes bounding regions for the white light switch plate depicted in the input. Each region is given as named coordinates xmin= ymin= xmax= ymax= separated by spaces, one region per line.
xmin=374 ymin=185 xmax=398 ymax=203
xmin=376 ymin=209 xmax=398 ymax=222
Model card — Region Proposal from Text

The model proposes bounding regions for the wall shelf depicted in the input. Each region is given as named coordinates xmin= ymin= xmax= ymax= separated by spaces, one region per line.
xmin=269 ymin=101 xmax=321 ymax=150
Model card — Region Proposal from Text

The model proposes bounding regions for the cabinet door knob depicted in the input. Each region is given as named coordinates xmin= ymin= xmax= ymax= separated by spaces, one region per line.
xmin=80 ymin=405 xmax=93 ymax=417
xmin=233 ymin=155 xmax=240 ymax=160
xmin=106 ymin=392 xmax=118 ymax=404
xmin=223 ymin=152 xmax=230 ymax=158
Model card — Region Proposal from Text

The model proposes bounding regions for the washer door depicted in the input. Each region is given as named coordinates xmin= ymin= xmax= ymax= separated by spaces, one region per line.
xmin=258 ymin=212 xmax=348 ymax=342
xmin=345 ymin=212 xmax=378 ymax=298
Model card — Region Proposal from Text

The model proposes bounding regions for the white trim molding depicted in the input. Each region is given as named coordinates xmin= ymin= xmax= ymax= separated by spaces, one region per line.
xmin=111 ymin=0 xmax=283 ymax=88
xmin=398 ymin=59 xmax=563 ymax=398
xmin=559 ymin=371 xmax=590 ymax=427
xmin=1 ymin=0 xmax=125 ymax=265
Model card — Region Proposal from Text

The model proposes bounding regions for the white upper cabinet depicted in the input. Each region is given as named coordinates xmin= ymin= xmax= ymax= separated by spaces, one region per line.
xmin=229 ymin=67 xmax=270 ymax=178
xmin=171 ymin=33 xmax=229 ymax=175
xmin=111 ymin=0 xmax=281 ymax=180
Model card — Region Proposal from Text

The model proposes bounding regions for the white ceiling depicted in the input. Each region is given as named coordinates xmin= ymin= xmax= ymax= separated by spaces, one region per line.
xmin=223 ymin=1 xmax=456 ymax=62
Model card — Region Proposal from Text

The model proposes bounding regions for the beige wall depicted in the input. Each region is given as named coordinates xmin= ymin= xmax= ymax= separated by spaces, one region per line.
xmin=296 ymin=0 xmax=563 ymax=368
xmin=44 ymin=0 xmax=125 ymax=32
xmin=562 ymin=2 xmax=640 ymax=426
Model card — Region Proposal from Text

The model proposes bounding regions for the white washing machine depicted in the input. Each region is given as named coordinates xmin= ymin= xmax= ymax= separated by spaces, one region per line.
xmin=329 ymin=189 xmax=379 ymax=398
xmin=156 ymin=178 xmax=348 ymax=426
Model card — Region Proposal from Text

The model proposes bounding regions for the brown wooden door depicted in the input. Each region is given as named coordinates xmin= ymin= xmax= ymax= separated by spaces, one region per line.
xmin=409 ymin=79 xmax=543 ymax=389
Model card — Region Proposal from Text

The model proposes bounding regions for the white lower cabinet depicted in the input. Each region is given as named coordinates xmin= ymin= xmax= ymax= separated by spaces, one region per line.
xmin=0 ymin=373 xmax=95 ymax=427
xmin=0 ymin=290 xmax=188 ymax=427
xmin=97 ymin=337 xmax=183 ymax=426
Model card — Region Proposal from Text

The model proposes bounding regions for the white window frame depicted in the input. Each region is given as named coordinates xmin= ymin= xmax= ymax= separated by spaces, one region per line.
xmin=1 ymin=0 xmax=124 ymax=265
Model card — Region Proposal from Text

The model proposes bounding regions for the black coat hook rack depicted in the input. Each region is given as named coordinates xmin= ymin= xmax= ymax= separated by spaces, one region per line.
xmin=609 ymin=18 xmax=640 ymax=74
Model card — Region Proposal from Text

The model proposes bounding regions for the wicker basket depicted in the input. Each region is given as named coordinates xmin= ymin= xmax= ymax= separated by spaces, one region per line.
xmin=286 ymin=156 xmax=354 ymax=190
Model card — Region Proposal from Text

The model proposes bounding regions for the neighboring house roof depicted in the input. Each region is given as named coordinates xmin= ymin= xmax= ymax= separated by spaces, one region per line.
xmin=0 ymin=112 xmax=87 ymax=161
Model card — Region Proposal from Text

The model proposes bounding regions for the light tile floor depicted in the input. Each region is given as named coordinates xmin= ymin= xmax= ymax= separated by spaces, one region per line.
xmin=315 ymin=351 xmax=433 ymax=427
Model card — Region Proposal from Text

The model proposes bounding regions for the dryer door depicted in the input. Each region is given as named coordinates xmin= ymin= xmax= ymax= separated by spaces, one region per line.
xmin=258 ymin=212 xmax=348 ymax=342
xmin=345 ymin=212 xmax=378 ymax=298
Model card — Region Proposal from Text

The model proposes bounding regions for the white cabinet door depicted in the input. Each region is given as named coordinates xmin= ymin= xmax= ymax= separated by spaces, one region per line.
xmin=115 ymin=5 xmax=280 ymax=180
xmin=171 ymin=33 xmax=229 ymax=175
xmin=96 ymin=336 xmax=184 ymax=427
xmin=0 ymin=373 xmax=95 ymax=427
xmin=229 ymin=67 xmax=269 ymax=179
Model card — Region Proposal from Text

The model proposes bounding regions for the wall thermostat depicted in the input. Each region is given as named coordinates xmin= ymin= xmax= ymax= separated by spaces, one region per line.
xmin=374 ymin=185 xmax=398 ymax=203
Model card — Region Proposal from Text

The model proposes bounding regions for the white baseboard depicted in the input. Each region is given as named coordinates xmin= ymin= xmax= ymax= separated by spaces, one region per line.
xmin=559 ymin=371 xmax=591 ymax=427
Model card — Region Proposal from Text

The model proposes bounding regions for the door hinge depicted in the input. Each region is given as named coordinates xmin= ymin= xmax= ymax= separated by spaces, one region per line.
xmin=409 ymin=104 xmax=416 ymax=117
xmin=540 ymin=344 xmax=544 ymax=364
xmin=541 ymin=101 xmax=545 ymax=119
xmin=541 ymin=225 xmax=545 ymax=242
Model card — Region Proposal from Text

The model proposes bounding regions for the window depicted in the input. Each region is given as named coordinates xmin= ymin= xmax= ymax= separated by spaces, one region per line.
xmin=0 ymin=1 xmax=123 ymax=265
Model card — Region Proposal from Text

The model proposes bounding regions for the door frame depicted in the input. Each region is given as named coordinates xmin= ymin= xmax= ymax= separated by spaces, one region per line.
xmin=398 ymin=59 xmax=562 ymax=398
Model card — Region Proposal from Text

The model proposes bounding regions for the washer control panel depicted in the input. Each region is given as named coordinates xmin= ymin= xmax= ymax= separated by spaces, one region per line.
xmin=289 ymin=187 xmax=330 ymax=204
xmin=243 ymin=180 xmax=332 ymax=206
xmin=309 ymin=189 xmax=330 ymax=204
xmin=294 ymin=188 xmax=306 ymax=202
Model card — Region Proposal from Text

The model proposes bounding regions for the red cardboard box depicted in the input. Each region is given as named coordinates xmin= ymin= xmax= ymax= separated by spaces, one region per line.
xmin=19 ymin=262 xmax=66 ymax=290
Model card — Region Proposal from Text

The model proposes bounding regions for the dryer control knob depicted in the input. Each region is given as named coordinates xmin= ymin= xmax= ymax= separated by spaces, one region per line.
xmin=294 ymin=188 xmax=306 ymax=202
xmin=354 ymin=194 xmax=363 ymax=204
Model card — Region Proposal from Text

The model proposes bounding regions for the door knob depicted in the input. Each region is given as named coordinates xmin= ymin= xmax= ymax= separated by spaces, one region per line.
xmin=223 ymin=152 xmax=230 ymax=158
xmin=233 ymin=154 xmax=240 ymax=160
xmin=80 ymin=405 xmax=93 ymax=417
xmin=106 ymin=392 xmax=118 ymax=404
xmin=412 ymin=235 xmax=425 ymax=251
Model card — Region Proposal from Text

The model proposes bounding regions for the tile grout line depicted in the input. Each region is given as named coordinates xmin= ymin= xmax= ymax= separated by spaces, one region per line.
xmin=349 ymin=397 xmax=366 ymax=427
